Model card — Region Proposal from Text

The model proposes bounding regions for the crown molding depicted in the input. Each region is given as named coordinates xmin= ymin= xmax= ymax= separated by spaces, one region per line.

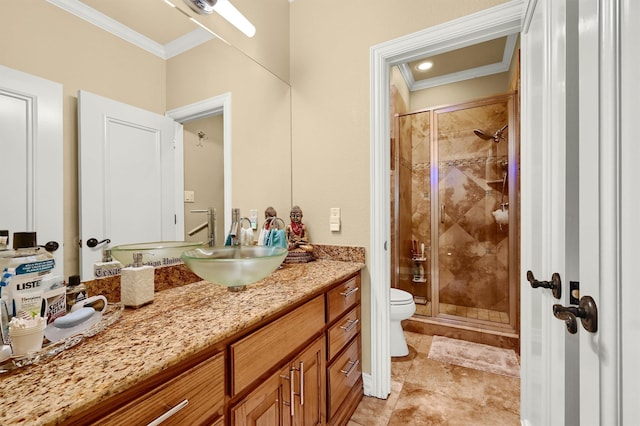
xmin=165 ymin=28 xmax=215 ymax=59
xmin=47 ymin=0 xmax=212 ymax=60
xmin=400 ymin=33 xmax=518 ymax=91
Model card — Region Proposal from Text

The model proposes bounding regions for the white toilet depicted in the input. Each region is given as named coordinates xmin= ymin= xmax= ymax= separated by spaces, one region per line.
xmin=390 ymin=288 xmax=416 ymax=357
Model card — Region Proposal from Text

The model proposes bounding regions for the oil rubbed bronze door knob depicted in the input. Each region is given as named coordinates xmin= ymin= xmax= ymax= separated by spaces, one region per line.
xmin=553 ymin=296 xmax=598 ymax=334
xmin=527 ymin=270 xmax=562 ymax=299
xmin=85 ymin=238 xmax=111 ymax=248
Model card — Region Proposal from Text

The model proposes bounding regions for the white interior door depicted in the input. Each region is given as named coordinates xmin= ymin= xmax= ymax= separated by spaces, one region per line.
xmin=520 ymin=0 xmax=575 ymax=424
xmin=78 ymin=91 xmax=182 ymax=280
xmin=522 ymin=0 xmax=635 ymax=424
xmin=578 ymin=0 xmax=638 ymax=424
xmin=0 ymin=66 xmax=63 ymax=277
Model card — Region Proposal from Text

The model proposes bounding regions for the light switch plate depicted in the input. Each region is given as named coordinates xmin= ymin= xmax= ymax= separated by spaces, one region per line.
xmin=330 ymin=207 xmax=340 ymax=232
xmin=249 ymin=209 xmax=258 ymax=230
xmin=184 ymin=190 xmax=195 ymax=203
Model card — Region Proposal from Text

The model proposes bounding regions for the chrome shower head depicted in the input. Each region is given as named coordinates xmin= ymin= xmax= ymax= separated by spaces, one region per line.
xmin=473 ymin=129 xmax=494 ymax=140
xmin=474 ymin=124 xmax=508 ymax=143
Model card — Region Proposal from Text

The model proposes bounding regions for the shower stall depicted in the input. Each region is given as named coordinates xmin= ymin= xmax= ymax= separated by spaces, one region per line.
xmin=391 ymin=93 xmax=519 ymax=338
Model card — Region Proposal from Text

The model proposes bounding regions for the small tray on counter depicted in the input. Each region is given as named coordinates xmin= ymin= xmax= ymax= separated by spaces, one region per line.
xmin=0 ymin=302 xmax=123 ymax=373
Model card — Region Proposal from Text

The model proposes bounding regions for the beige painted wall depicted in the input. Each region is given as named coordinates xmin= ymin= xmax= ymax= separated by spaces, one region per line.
xmin=410 ymin=72 xmax=512 ymax=110
xmin=183 ymin=116 xmax=225 ymax=246
xmin=166 ymin=42 xmax=292 ymax=225
xmin=289 ymin=0 xmax=508 ymax=375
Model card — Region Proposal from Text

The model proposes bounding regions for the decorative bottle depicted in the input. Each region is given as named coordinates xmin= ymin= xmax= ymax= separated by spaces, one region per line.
xmin=93 ymin=247 xmax=122 ymax=279
xmin=120 ymin=252 xmax=154 ymax=308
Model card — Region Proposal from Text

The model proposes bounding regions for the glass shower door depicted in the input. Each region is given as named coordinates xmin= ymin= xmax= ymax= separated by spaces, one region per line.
xmin=432 ymin=97 xmax=513 ymax=327
xmin=395 ymin=111 xmax=431 ymax=315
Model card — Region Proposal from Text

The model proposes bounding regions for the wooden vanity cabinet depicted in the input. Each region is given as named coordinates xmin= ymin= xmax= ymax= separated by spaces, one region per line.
xmin=231 ymin=271 xmax=362 ymax=426
xmin=93 ymin=351 xmax=225 ymax=426
xmin=67 ymin=270 xmax=362 ymax=426
xmin=232 ymin=336 xmax=325 ymax=426
xmin=325 ymin=274 xmax=363 ymax=425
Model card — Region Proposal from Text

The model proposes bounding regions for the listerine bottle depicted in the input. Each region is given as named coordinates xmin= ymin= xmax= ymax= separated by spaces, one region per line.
xmin=0 ymin=232 xmax=56 ymax=320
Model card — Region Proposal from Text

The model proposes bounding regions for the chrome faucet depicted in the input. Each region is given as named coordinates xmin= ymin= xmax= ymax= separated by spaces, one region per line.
xmin=188 ymin=207 xmax=217 ymax=247
xmin=228 ymin=208 xmax=241 ymax=246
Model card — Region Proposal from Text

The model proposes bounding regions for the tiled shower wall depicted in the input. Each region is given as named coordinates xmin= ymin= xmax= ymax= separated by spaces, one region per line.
xmin=397 ymin=95 xmax=515 ymax=320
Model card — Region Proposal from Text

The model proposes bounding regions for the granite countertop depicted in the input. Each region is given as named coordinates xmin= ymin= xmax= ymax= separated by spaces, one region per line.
xmin=0 ymin=259 xmax=363 ymax=426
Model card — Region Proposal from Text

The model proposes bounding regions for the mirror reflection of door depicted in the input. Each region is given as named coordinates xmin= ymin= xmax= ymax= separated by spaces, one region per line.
xmin=183 ymin=115 xmax=225 ymax=246
xmin=78 ymin=90 xmax=181 ymax=280
xmin=0 ymin=66 xmax=63 ymax=277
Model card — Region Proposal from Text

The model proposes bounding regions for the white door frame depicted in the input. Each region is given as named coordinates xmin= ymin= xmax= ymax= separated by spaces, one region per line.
xmin=368 ymin=1 xmax=524 ymax=399
xmin=166 ymin=93 xmax=232 ymax=234
xmin=619 ymin=0 xmax=640 ymax=422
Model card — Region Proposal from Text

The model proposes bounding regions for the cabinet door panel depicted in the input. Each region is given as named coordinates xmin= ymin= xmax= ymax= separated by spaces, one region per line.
xmin=233 ymin=366 xmax=290 ymax=426
xmin=293 ymin=337 xmax=326 ymax=426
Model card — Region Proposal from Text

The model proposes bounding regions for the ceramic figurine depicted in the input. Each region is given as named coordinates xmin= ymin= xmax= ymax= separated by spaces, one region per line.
xmin=286 ymin=206 xmax=313 ymax=253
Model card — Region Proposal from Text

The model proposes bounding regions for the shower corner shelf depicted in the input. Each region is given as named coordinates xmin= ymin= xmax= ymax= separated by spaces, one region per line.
xmin=411 ymin=257 xmax=427 ymax=283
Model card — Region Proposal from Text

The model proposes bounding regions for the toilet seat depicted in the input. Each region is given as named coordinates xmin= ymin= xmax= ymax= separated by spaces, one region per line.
xmin=390 ymin=288 xmax=414 ymax=305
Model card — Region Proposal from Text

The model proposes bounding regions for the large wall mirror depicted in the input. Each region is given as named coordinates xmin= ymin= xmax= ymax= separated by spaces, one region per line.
xmin=1 ymin=0 xmax=292 ymax=279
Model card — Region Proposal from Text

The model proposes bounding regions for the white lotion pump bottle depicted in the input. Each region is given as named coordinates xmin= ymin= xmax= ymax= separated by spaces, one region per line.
xmin=120 ymin=252 xmax=154 ymax=308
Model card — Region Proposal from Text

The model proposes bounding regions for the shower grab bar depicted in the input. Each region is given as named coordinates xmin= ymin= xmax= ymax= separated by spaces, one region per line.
xmin=440 ymin=205 xmax=445 ymax=223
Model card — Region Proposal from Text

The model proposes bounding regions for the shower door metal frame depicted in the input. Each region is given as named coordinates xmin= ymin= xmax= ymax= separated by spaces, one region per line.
xmin=428 ymin=93 xmax=518 ymax=333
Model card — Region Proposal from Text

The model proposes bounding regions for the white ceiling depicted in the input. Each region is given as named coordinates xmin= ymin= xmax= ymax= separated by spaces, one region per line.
xmin=48 ymin=0 xmax=517 ymax=90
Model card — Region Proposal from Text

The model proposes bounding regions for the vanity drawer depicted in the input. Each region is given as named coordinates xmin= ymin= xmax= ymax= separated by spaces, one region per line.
xmin=326 ymin=275 xmax=360 ymax=324
xmin=97 ymin=352 xmax=224 ymax=426
xmin=231 ymin=295 xmax=325 ymax=396
xmin=327 ymin=305 xmax=360 ymax=360
xmin=327 ymin=335 xmax=361 ymax=419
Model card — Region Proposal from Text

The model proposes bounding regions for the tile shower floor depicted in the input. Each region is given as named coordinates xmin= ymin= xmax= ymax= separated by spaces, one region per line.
xmin=415 ymin=302 xmax=510 ymax=324
xmin=348 ymin=331 xmax=520 ymax=426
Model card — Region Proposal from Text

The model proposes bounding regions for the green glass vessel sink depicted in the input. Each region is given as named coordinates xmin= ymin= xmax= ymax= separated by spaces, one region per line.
xmin=111 ymin=241 xmax=204 ymax=267
xmin=181 ymin=246 xmax=288 ymax=291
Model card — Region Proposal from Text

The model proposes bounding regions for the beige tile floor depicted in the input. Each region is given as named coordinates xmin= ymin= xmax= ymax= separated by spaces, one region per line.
xmin=348 ymin=331 xmax=520 ymax=426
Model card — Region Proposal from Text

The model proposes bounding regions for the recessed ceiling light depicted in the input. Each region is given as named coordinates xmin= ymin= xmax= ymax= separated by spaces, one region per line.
xmin=416 ymin=61 xmax=433 ymax=71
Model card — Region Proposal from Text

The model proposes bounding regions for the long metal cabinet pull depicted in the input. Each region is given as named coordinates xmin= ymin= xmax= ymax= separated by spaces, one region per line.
xmin=340 ymin=359 xmax=360 ymax=376
xmin=299 ymin=361 xmax=305 ymax=406
xmin=440 ymin=205 xmax=445 ymax=223
xmin=280 ymin=371 xmax=293 ymax=417
xmin=289 ymin=368 xmax=295 ymax=417
xmin=146 ymin=399 xmax=189 ymax=426
xmin=339 ymin=287 xmax=359 ymax=297
xmin=340 ymin=318 xmax=360 ymax=332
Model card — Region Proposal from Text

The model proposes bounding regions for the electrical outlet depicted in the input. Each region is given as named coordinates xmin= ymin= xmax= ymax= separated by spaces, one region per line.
xmin=184 ymin=190 xmax=195 ymax=203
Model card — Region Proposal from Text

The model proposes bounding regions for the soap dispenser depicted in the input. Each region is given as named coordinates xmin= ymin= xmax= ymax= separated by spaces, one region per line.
xmin=120 ymin=252 xmax=154 ymax=308
xmin=93 ymin=247 xmax=122 ymax=279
